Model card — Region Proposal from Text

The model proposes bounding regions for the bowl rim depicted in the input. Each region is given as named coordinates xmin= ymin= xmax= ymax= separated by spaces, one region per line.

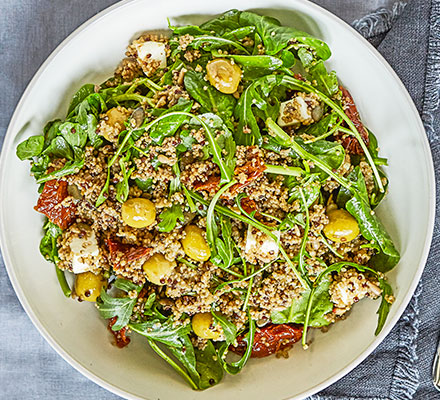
xmin=0 ymin=0 xmax=435 ymax=399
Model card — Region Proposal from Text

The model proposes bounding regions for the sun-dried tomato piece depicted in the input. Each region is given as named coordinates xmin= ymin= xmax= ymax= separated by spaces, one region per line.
xmin=108 ymin=316 xmax=131 ymax=348
xmin=34 ymin=179 xmax=76 ymax=229
xmin=193 ymin=175 xmax=221 ymax=192
xmin=230 ymin=149 xmax=266 ymax=196
xmin=336 ymin=86 xmax=370 ymax=155
xmin=230 ymin=323 xmax=303 ymax=358
xmin=192 ymin=148 xmax=266 ymax=197
xmin=106 ymin=238 xmax=152 ymax=262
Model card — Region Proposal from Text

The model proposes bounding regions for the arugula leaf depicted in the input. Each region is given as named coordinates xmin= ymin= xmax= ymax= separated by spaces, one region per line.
xmin=199 ymin=9 xmax=242 ymax=35
xmin=30 ymin=155 xmax=50 ymax=181
xmin=177 ymin=129 xmax=196 ymax=153
xmin=336 ymin=166 xmax=369 ymax=208
xmin=146 ymin=338 xmax=199 ymax=390
xmin=169 ymin=162 xmax=181 ymax=196
xmin=167 ymin=332 xmax=200 ymax=385
xmin=212 ymin=217 xmax=235 ymax=268
xmin=299 ymin=113 xmax=339 ymax=139
xmin=184 ymin=71 xmax=236 ymax=127
xmin=217 ymin=312 xmax=255 ymax=375
xmin=217 ymin=53 xmax=283 ymax=73
xmin=59 ymin=122 xmax=88 ymax=149
xmin=375 ymin=277 xmax=393 ymax=335
xmin=40 ymin=220 xmax=62 ymax=263
xmin=36 ymin=157 xmax=85 ymax=184
xmin=16 ymin=135 xmax=44 ymax=160
xmin=278 ymin=212 xmax=305 ymax=231
xmin=157 ymin=204 xmax=184 ymax=232
xmin=346 ymin=193 xmax=400 ymax=271
xmin=85 ymin=114 xmax=103 ymax=148
xmin=295 ymin=138 xmax=345 ymax=180
xmin=234 ymin=75 xmax=283 ymax=146
xmin=43 ymin=119 xmax=62 ymax=146
xmin=149 ymin=99 xmax=193 ymax=144
xmin=188 ymin=36 xmax=249 ymax=54
xmin=97 ymin=279 xmax=142 ymax=331
xmin=234 ymin=84 xmax=261 ymax=146
xmin=212 ymin=311 xmax=237 ymax=345
xmin=288 ymin=174 xmax=321 ymax=209
xmin=297 ymin=48 xmax=338 ymax=96
xmin=271 ymin=275 xmax=333 ymax=327
xmin=135 ymin=178 xmax=153 ymax=192
xmin=239 ymin=11 xmax=331 ymax=59
xmin=129 ymin=318 xmax=191 ymax=347
xmin=67 ymin=83 xmax=95 ymax=115
xmin=43 ymin=136 xmax=74 ymax=160
xmin=195 ymin=341 xmax=224 ymax=389
xmin=115 ymin=162 xmax=134 ymax=204
xmin=189 ymin=113 xmax=235 ymax=184
xmin=96 ymin=168 xmax=111 ymax=207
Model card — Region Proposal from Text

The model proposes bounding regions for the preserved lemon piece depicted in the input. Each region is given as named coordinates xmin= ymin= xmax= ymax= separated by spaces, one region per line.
xmin=206 ymin=58 xmax=242 ymax=94
xmin=192 ymin=313 xmax=222 ymax=340
xmin=324 ymin=209 xmax=360 ymax=243
xmin=143 ymin=253 xmax=176 ymax=285
xmin=74 ymin=272 xmax=107 ymax=302
xmin=121 ymin=198 xmax=156 ymax=228
xmin=181 ymin=225 xmax=211 ymax=261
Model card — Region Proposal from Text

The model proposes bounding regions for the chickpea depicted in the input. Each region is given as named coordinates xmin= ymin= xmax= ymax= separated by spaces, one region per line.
xmin=206 ymin=58 xmax=242 ymax=94
xmin=121 ymin=198 xmax=156 ymax=228
xmin=181 ymin=225 xmax=211 ymax=262
xmin=143 ymin=253 xmax=176 ymax=285
xmin=74 ymin=272 xmax=107 ymax=302
xmin=192 ymin=313 xmax=222 ymax=340
xmin=323 ymin=209 xmax=360 ymax=243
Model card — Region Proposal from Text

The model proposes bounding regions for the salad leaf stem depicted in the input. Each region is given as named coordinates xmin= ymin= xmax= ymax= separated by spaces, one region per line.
xmin=111 ymin=93 xmax=155 ymax=107
xmin=55 ymin=266 xmax=71 ymax=297
xmin=319 ymin=233 xmax=344 ymax=258
xmin=146 ymin=338 xmax=199 ymax=390
xmin=264 ymin=164 xmax=304 ymax=177
xmin=206 ymin=180 xmax=237 ymax=249
xmin=304 ymin=120 xmax=343 ymax=144
xmin=176 ymin=257 xmax=198 ymax=270
xmin=298 ymin=188 xmax=310 ymax=277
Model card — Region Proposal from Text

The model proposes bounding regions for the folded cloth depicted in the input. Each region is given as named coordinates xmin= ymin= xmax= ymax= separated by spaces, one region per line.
xmin=0 ymin=1 xmax=439 ymax=399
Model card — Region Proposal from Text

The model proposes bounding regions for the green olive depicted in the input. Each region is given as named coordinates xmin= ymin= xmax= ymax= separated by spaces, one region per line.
xmin=121 ymin=198 xmax=156 ymax=228
xmin=192 ymin=313 xmax=222 ymax=340
xmin=181 ymin=225 xmax=211 ymax=262
xmin=206 ymin=58 xmax=242 ymax=94
xmin=102 ymin=108 xmax=127 ymax=140
xmin=323 ymin=209 xmax=360 ymax=243
xmin=143 ymin=253 xmax=176 ymax=285
xmin=74 ymin=272 xmax=107 ymax=302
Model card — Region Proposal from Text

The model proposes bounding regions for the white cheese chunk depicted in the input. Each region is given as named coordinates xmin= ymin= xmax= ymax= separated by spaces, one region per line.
xmin=245 ymin=225 xmax=280 ymax=262
xmin=277 ymin=96 xmax=313 ymax=127
xmin=70 ymin=225 xmax=100 ymax=274
xmin=136 ymin=41 xmax=167 ymax=69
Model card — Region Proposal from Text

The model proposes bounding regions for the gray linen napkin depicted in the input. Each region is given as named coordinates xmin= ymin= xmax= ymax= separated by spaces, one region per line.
xmin=0 ymin=1 xmax=439 ymax=399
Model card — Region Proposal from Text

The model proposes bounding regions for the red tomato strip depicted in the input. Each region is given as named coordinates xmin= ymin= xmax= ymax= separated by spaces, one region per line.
xmin=230 ymin=323 xmax=303 ymax=358
xmin=108 ymin=316 xmax=131 ymax=348
xmin=337 ymin=86 xmax=370 ymax=155
xmin=34 ymin=179 xmax=76 ymax=229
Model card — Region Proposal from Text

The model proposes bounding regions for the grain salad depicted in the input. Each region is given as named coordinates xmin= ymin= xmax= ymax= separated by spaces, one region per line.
xmin=16 ymin=9 xmax=400 ymax=390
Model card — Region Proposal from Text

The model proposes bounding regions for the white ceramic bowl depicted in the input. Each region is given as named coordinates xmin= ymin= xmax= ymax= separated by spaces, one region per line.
xmin=0 ymin=0 xmax=435 ymax=399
